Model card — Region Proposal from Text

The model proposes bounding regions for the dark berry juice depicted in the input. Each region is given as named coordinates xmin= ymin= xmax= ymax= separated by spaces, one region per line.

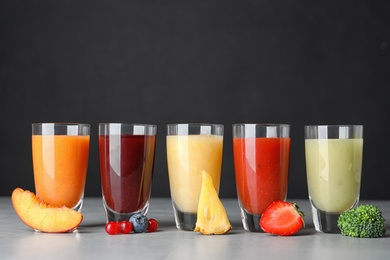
xmin=99 ymin=134 xmax=156 ymax=214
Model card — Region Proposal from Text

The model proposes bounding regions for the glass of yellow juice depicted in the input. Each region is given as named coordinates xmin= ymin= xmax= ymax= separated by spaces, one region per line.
xmin=166 ymin=123 xmax=224 ymax=231
xmin=32 ymin=123 xmax=90 ymax=214
xmin=305 ymin=125 xmax=363 ymax=233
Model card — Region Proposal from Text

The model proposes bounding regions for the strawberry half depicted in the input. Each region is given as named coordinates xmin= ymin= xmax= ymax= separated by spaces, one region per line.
xmin=260 ymin=200 xmax=305 ymax=236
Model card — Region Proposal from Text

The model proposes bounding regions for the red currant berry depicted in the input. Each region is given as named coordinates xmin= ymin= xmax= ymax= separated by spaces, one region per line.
xmin=120 ymin=221 xmax=133 ymax=234
xmin=147 ymin=218 xmax=158 ymax=232
xmin=105 ymin=221 xmax=121 ymax=235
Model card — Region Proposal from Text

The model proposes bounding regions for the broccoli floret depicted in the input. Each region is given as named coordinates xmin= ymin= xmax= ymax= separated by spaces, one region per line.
xmin=337 ymin=204 xmax=386 ymax=238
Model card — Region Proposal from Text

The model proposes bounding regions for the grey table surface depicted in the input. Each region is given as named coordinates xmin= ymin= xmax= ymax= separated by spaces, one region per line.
xmin=0 ymin=197 xmax=389 ymax=259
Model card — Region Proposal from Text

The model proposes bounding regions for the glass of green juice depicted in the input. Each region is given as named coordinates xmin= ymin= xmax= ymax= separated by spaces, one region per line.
xmin=304 ymin=125 xmax=363 ymax=233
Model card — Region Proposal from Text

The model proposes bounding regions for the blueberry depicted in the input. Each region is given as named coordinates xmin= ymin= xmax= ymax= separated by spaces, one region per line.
xmin=129 ymin=213 xmax=148 ymax=233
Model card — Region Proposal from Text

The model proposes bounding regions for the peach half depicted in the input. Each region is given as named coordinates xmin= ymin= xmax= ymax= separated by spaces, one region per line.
xmin=11 ymin=188 xmax=83 ymax=233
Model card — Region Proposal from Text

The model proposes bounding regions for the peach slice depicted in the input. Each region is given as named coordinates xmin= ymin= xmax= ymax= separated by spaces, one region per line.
xmin=11 ymin=188 xmax=83 ymax=233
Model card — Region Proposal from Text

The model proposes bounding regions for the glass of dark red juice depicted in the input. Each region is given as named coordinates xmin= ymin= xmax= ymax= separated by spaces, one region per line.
xmin=233 ymin=124 xmax=290 ymax=232
xmin=99 ymin=123 xmax=157 ymax=222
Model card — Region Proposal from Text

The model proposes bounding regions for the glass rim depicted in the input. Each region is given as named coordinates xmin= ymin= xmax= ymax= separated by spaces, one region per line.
xmin=232 ymin=123 xmax=289 ymax=138
xmin=99 ymin=123 xmax=157 ymax=127
xmin=32 ymin=123 xmax=90 ymax=127
xmin=304 ymin=124 xmax=363 ymax=128
xmin=32 ymin=123 xmax=90 ymax=136
xmin=167 ymin=123 xmax=223 ymax=127
xmin=99 ymin=123 xmax=157 ymax=135
xmin=166 ymin=123 xmax=223 ymax=136
xmin=233 ymin=123 xmax=290 ymax=127
xmin=304 ymin=125 xmax=363 ymax=139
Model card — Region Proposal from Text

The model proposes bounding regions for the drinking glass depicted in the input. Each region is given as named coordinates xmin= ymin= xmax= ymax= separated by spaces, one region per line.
xmin=166 ymin=123 xmax=224 ymax=231
xmin=32 ymin=123 xmax=90 ymax=212
xmin=305 ymin=125 xmax=363 ymax=233
xmin=99 ymin=123 xmax=157 ymax=222
xmin=233 ymin=124 xmax=290 ymax=232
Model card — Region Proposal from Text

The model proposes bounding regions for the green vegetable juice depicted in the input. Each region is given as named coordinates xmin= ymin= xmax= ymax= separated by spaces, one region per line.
xmin=305 ymin=138 xmax=363 ymax=213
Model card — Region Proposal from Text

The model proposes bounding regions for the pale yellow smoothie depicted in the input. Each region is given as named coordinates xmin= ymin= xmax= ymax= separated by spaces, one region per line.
xmin=167 ymin=135 xmax=223 ymax=213
xmin=305 ymin=138 xmax=363 ymax=213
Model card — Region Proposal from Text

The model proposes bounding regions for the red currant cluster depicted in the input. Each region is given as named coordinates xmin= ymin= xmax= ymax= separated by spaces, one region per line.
xmin=105 ymin=218 xmax=158 ymax=235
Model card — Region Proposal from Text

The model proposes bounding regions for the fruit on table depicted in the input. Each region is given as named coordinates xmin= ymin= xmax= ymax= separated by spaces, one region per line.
xmin=105 ymin=221 xmax=133 ymax=235
xmin=11 ymin=187 xmax=83 ymax=233
xmin=121 ymin=220 xmax=133 ymax=234
xmin=194 ymin=170 xmax=232 ymax=235
xmin=105 ymin=218 xmax=158 ymax=235
xmin=105 ymin=221 xmax=121 ymax=235
xmin=147 ymin=218 xmax=158 ymax=232
xmin=130 ymin=213 xmax=149 ymax=233
xmin=260 ymin=200 xmax=305 ymax=236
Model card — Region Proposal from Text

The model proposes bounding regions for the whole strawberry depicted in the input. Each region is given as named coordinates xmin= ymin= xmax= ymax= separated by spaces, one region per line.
xmin=260 ymin=201 xmax=305 ymax=236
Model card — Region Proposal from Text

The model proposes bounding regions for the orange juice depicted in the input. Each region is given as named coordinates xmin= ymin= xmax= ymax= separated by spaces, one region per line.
xmin=32 ymin=135 xmax=90 ymax=208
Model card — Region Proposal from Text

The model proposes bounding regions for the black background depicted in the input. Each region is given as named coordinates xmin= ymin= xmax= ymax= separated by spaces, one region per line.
xmin=1 ymin=1 xmax=389 ymax=200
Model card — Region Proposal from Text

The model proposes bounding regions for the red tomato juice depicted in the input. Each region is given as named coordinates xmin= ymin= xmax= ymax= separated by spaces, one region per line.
xmin=233 ymin=137 xmax=290 ymax=215
xmin=99 ymin=134 xmax=156 ymax=213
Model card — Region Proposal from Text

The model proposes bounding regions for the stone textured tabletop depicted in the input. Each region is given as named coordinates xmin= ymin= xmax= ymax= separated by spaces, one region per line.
xmin=0 ymin=197 xmax=389 ymax=259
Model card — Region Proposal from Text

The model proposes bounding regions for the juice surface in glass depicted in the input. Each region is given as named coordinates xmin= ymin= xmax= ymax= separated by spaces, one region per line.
xmin=233 ymin=137 xmax=290 ymax=215
xmin=99 ymin=134 xmax=156 ymax=213
xmin=167 ymin=135 xmax=223 ymax=213
xmin=32 ymin=135 xmax=90 ymax=208
xmin=305 ymin=138 xmax=363 ymax=213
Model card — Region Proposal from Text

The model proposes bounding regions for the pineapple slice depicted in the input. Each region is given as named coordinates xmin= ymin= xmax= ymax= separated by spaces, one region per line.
xmin=194 ymin=170 xmax=232 ymax=235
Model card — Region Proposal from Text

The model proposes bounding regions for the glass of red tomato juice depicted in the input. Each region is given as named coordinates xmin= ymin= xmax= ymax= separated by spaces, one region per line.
xmin=233 ymin=124 xmax=290 ymax=232
xmin=99 ymin=123 xmax=157 ymax=222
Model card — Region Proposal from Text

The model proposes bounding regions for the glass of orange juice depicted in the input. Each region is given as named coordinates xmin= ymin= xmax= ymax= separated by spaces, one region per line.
xmin=166 ymin=123 xmax=224 ymax=231
xmin=32 ymin=123 xmax=90 ymax=213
